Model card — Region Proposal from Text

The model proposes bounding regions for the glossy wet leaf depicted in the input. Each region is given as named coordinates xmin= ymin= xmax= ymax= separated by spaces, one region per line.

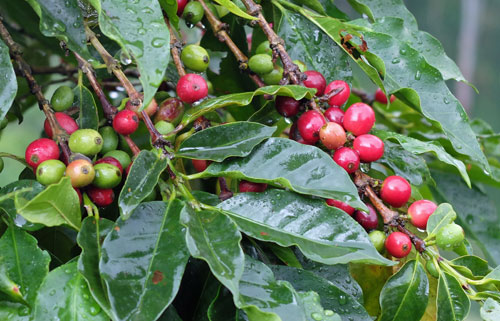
xmin=450 ymin=256 xmax=490 ymax=279
xmin=212 ymin=0 xmax=258 ymax=20
xmin=0 ymin=180 xmax=45 ymax=231
xmin=480 ymin=298 xmax=500 ymax=321
xmin=197 ymin=138 xmax=365 ymax=210
xmin=436 ymin=271 xmax=470 ymax=321
xmin=291 ymin=0 xmax=326 ymax=14
xmin=118 ymin=150 xmax=168 ymax=219
xmin=219 ymin=189 xmax=392 ymax=266
xmin=426 ymin=203 xmax=457 ymax=238
xmin=100 ymin=201 xmax=189 ymax=321
xmin=379 ymin=260 xmax=429 ymax=321
xmin=180 ymin=206 xmax=244 ymax=300
xmin=15 ymin=177 xmax=81 ymax=231
xmin=298 ymin=291 xmax=341 ymax=321
xmin=267 ymin=244 xmax=303 ymax=269
xmin=0 ymin=39 xmax=17 ymax=121
xmin=74 ymin=84 xmax=99 ymax=130
xmin=177 ymin=122 xmax=276 ymax=162
xmin=33 ymin=261 xmax=108 ymax=321
xmin=208 ymin=285 xmax=238 ymax=321
xmin=0 ymin=265 xmax=26 ymax=305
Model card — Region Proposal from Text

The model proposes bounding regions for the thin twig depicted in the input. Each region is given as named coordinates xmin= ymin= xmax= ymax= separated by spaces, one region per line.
xmin=166 ymin=18 xmax=186 ymax=77
xmin=351 ymin=88 xmax=374 ymax=105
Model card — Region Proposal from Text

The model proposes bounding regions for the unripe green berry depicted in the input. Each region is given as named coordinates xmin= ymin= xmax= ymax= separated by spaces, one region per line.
xmin=36 ymin=159 xmax=66 ymax=185
xmin=99 ymin=126 xmax=119 ymax=155
xmin=51 ymin=86 xmax=74 ymax=112
xmin=207 ymin=80 xmax=214 ymax=95
xmin=154 ymin=121 xmax=176 ymax=143
xmin=436 ymin=223 xmax=465 ymax=250
xmin=249 ymin=54 xmax=274 ymax=75
xmin=256 ymin=41 xmax=272 ymax=56
xmin=426 ymin=260 xmax=440 ymax=278
xmin=368 ymin=230 xmax=386 ymax=253
xmin=181 ymin=44 xmax=210 ymax=72
xmin=103 ymin=150 xmax=132 ymax=169
xmin=69 ymin=129 xmax=103 ymax=156
xmin=93 ymin=163 xmax=122 ymax=189
xmin=262 ymin=66 xmax=283 ymax=85
xmin=183 ymin=1 xmax=204 ymax=24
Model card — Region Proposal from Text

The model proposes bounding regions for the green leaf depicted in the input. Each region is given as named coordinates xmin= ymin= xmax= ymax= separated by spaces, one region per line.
xmin=219 ymin=189 xmax=392 ymax=266
xmin=266 ymin=244 xmax=303 ymax=269
xmin=379 ymin=260 xmax=429 ymax=321
xmin=208 ymin=285 xmax=238 ymax=321
xmin=118 ymin=150 xmax=168 ymax=219
xmin=0 ymin=180 xmax=45 ymax=231
xmin=481 ymin=298 xmax=500 ymax=321
xmin=346 ymin=0 xmax=416 ymax=28
xmin=15 ymin=177 xmax=81 ymax=231
xmin=212 ymin=0 xmax=258 ymax=20
xmin=290 ymin=0 xmax=326 ymax=14
xmin=158 ymin=0 xmax=178 ymax=30
xmin=297 ymin=291 xmax=341 ymax=321
xmin=91 ymin=0 xmax=170 ymax=108
xmin=177 ymin=122 xmax=276 ymax=162
xmin=436 ymin=271 xmax=470 ymax=321
xmin=0 ymin=265 xmax=26 ymax=305
xmin=426 ymin=203 xmax=457 ymax=238
xmin=100 ymin=200 xmax=189 ymax=321
xmin=33 ymin=261 xmax=108 ymax=321
xmin=374 ymin=130 xmax=470 ymax=187
xmin=483 ymin=266 xmax=500 ymax=285
xmin=74 ymin=84 xmax=99 ymax=130
xmin=180 ymin=206 xmax=244 ymax=301
xmin=77 ymin=217 xmax=114 ymax=317
xmin=196 ymin=138 xmax=365 ymax=210
xmin=450 ymin=256 xmax=491 ymax=279
xmin=0 ymin=39 xmax=17 ymax=122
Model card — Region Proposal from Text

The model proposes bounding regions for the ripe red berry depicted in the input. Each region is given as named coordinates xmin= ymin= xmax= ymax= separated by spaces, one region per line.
xmin=343 ymin=103 xmax=375 ymax=136
xmin=87 ymin=187 xmax=114 ymax=207
xmin=289 ymin=122 xmax=314 ymax=145
xmin=177 ymin=0 xmax=188 ymax=15
xmin=333 ymin=147 xmax=360 ymax=173
xmin=325 ymin=80 xmax=350 ymax=107
xmin=297 ymin=110 xmax=326 ymax=143
xmin=113 ymin=110 xmax=139 ymax=135
xmin=385 ymin=232 xmax=412 ymax=258
xmin=319 ymin=122 xmax=346 ymax=150
xmin=95 ymin=156 xmax=123 ymax=173
xmin=324 ymin=107 xmax=344 ymax=125
xmin=44 ymin=112 xmax=79 ymax=138
xmin=354 ymin=204 xmax=379 ymax=231
xmin=408 ymin=200 xmax=437 ymax=229
xmin=353 ymin=134 xmax=384 ymax=162
xmin=177 ymin=73 xmax=208 ymax=103
xmin=326 ymin=199 xmax=355 ymax=215
xmin=74 ymin=187 xmax=83 ymax=205
xmin=303 ymin=71 xmax=326 ymax=96
xmin=239 ymin=180 xmax=268 ymax=193
xmin=380 ymin=175 xmax=411 ymax=208
xmin=192 ymin=159 xmax=210 ymax=172
xmin=374 ymin=88 xmax=395 ymax=104
xmin=275 ymin=96 xmax=300 ymax=117
xmin=25 ymin=138 xmax=60 ymax=169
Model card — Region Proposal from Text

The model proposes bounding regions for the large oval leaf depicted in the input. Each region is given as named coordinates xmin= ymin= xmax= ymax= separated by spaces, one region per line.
xmin=99 ymin=201 xmax=189 ymax=321
xmin=0 ymin=39 xmax=17 ymax=121
xmin=219 ymin=189 xmax=392 ymax=266
xmin=436 ymin=271 xmax=470 ymax=321
xmin=379 ymin=260 xmax=429 ymax=321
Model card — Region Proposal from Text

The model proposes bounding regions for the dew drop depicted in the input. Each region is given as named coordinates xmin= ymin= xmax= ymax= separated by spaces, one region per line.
xmin=83 ymin=294 xmax=90 ymax=300
xmin=89 ymin=305 xmax=101 ymax=315
xmin=151 ymin=38 xmax=166 ymax=48
xmin=18 ymin=307 xmax=30 ymax=316
xmin=324 ymin=310 xmax=334 ymax=316
xmin=138 ymin=28 xmax=147 ymax=35
xmin=338 ymin=295 xmax=347 ymax=305
xmin=311 ymin=312 xmax=323 ymax=320
xmin=414 ymin=70 xmax=421 ymax=80
xmin=126 ymin=8 xmax=137 ymax=14
xmin=466 ymin=215 xmax=474 ymax=224
xmin=64 ymin=269 xmax=71 ymax=274
xmin=399 ymin=49 xmax=407 ymax=55
xmin=391 ymin=58 xmax=400 ymax=64
xmin=49 ymin=289 xmax=56 ymax=296
xmin=443 ymin=97 xmax=450 ymax=104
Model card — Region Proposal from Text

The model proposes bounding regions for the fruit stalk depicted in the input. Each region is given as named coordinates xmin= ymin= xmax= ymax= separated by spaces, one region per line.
xmin=351 ymin=88 xmax=375 ymax=105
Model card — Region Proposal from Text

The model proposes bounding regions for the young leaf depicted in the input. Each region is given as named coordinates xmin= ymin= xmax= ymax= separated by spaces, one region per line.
xmin=212 ymin=0 xmax=258 ymax=20
xmin=99 ymin=201 xmax=189 ymax=321
xmin=426 ymin=203 xmax=457 ymax=237
xmin=0 ymin=180 xmax=45 ymax=231
xmin=379 ymin=260 xmax=429 ymax=321
xmin=436 ymin=271 xmax=470 ymax=321
xmin=450 ymin=256 xmax=491 ymax=279
xmin=480 ymin=298 xmax=500 ymax=321
xmin=0 ymin=39 xmax=17 ymax=121
xmin=74 ymin=84 xmax=99 ymax=130
xmin=158 ymin=0 xmax=178 ymax=29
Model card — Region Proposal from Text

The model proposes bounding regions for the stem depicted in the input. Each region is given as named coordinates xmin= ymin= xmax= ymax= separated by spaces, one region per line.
xmin=122 ymin=135 xmax=141 ymax=157
xmin=0 ymin=152 xmax=30 ymax=168
xmin=0 ymin=188 xmax=33 ymax=203
xmin=166 ymin=18 xmax=186 ymax=77
xmin=218 ymin=177 xmax=233 ymax=201
xmin=141 ymin=110 xmax=172 ymax=150
xmin=351 ymin=88 xmax=374 ymax=105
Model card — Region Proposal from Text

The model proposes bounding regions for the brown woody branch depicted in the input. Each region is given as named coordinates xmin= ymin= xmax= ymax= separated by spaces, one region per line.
xmin=166 ymin=18 xmax=186 ymax=77
xmin=351 ymin=88 xmax=374 ymax=105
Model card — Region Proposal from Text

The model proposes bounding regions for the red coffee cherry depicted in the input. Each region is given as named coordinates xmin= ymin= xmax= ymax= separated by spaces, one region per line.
xmin=374 ymin=88 xmax=395 ymax=104
xmin=343 ymin=103 xmax=375 ymax=136
xmin=408 ymin=200 xmax=437 ymax=229
xmin=380 ymin=175 xmax=411 ymax=208
xmin=319 ymin=122 xmax=346 ymax=150
xmin=385 ymin=232 xmax=412 ymax=258
xmin=113 ymin=110 xmax=139 ymax=135
xmin=74 ymin=188 xmax=83 ymax=205
xmin=325 ymin=199 xmax=355 ymax=216
xmin=275 ymin=96 xmax=300 ymax=117
xmin=25 ymin=138 xmax=60 ymax=169
xmin=289 ymin=122 xmax=314 ymax=145
xmin=333 ymin=147 xmax=360 ymax=174
xmin=177 ymin=0 xmax=188 ymax=15
xmin=87 ymin=187 xmax=114 ymax=207
xmin=44 ymin=112 xmax=79 ymax=138
xmin=303 ymin=71 xmax=326 ymax=96
xmin=324 ymin=107 xmax=344 ymax=125
xmin=352 ymin=134 xmax=384 ymax=162
xmin=354 ymin=204 xmax=379 ymax=231
xmin=95 ymin=156 xmax=124 ymax=173
xmin=65 ymin=159 xmax=95 ymax=188
xmin=239 ymin=180 xmax=268 ymax=193
xmin=154 ymin=97 xmax=185 ymax=125
xmin=176 ymin=73 xmax=208 ymax=103
xmin=297 ymin=110 xmax=326 ymax=143
xmin=192 ymin=159 xmax=210 ymax=172
xmin=325 ymin=80 xmax=350 ymax=107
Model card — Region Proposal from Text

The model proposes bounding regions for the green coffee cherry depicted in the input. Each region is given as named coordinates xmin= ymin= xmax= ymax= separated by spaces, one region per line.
xmin=103 ymin=150 xmax=131 ymax=169
xmin=368 ymin=230 xmax=386 ymax=253
xmin=154 ymin=121 xmax=176 ymax=143
xmin=51 ymin=86 xmax=74 ymax=112
xmin=99 ymin=126 xmax=119 ymax=155
xmin=0 ymin=157 xmax=4 ymax=173
xmin=426 ymin=260 xmax=440 ymax=278
xmin=93 ymin=163 xmax=122 ymax=189
xmin=262 ymin=66 xmax=283 ymax=85
xmin=207 ymin=80 xmax=214 ymax=95
xmin=249 ymin=54 xmax=274 ymax=75
xmin=36 ymin=159 xmax=66 ymax=185
xmin=183 ymin=1 xmax=204 ymax=24
xmin=293 ymin=60 xmax=307 ymax=72
xmin=436 ymin=223 xmax=465 ymax=250
xmin=181 ymin=44 xmax=210 ymax=72
xmin=256 ymin=41 xmax=272 ymax=56
xmin=0 ymin=118 xmax=8 ymax=130
xmin=69 ymin=129 xmax=103 ymax=156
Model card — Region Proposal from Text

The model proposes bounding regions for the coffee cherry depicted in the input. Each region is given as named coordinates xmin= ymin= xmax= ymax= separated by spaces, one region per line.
xmin=69 ymin=129 xmax=103 ymax=156
xmin=324 ymin=107 xmax=344 ymax=125
xmin=436 ymin=223 xmax=464 ymax=250
xmin=333 ymin=147 xmax=359 ymax=174
xmin=103 ymin=150 xmax=131 ymax=169
xmin=297 ymin=110 xmax=326 ymax=143
xmin=87 ymin=187 xmax=115 ymax=207
xmin=374 ymin=88 xmax=395 ymax=104
xmin=343 ymin=103 xmax=375 ymax=136
xmin=25 ymin=138 xmax=60 ymax=169
xmin=426 ymin=260 xmax=439 ymax=278
xmin=65 ymin=159 xmax=95 ymax=188
xmin=192 ymin=159 xmax=210 ymax=172
xmin=51 ymin=85 xmax=74 ymax=112
xmin=44 ymin=112 xmax=79 ymax=138
xmin=408 ymin=200 xmax=437 ymax=229
xmin=275 ymin=96 xmax=300 ymax=117
xmin=352 ymin=134 xmax=384 ymax=162
xmin=354 ymin=204 xmax=379 ymax=231
xmin=239 ymin=180 xmax=268 ymax=193
xmin=326 ymin=198 xmax=355 ymax=215
xmin=95 ymin=156 xmax=123 ymax=173
xmin=369 ymin=230 xmax=386 ymax=252
xmin=385 ymin=232 xmax=412 ymax=258
xmin=125 ymin=94 xmax=158 ymax=119
xmin=113 ymin=110 xmax=139 ymax=135
xmin=248 ymin=54 xmax=274 ymax=75
xmin=289 ymin=122 xmax=314 ymax=145
xmin=303 ymin=71 xmax=326 ymax=96
xmin=319 ymin=122 xmax=346 ymax=150
xmin=99 ymin=126 xmax=119 ymax=155
xmin=325 ymin=80 xmax=350 ymax=107
xmin=262 ymin=66 xmax=283 ymax=85
xmin=154 ymin=98 xmax=185 ymax=126
xmin=155 ymin=121 xmax=176 ymax=143
xmin=255 ymin=40 xmax=272 ymax=56
xmin=182 ymin=1 xmax=204 ymax=24
xmin=74 ymin=187 xmax=83 ymax=205
xmin=177 ymin=0 xmax=188 ymax=15
xmin=93 ymin=163 xmax=122 ymax=189
xmin=177 ymin=73 xmax=208 ymax=103
xmin=36 ymin=159 xmax=66 ymax=186
xmin=380 ymin=176 xmax=411 ymax=208
xmin=181 ymin=44 xmax=210 ymax=72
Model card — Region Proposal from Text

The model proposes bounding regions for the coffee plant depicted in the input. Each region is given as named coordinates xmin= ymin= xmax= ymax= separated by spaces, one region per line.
xmin=1 ymin=0 xmax=500 ymax=320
